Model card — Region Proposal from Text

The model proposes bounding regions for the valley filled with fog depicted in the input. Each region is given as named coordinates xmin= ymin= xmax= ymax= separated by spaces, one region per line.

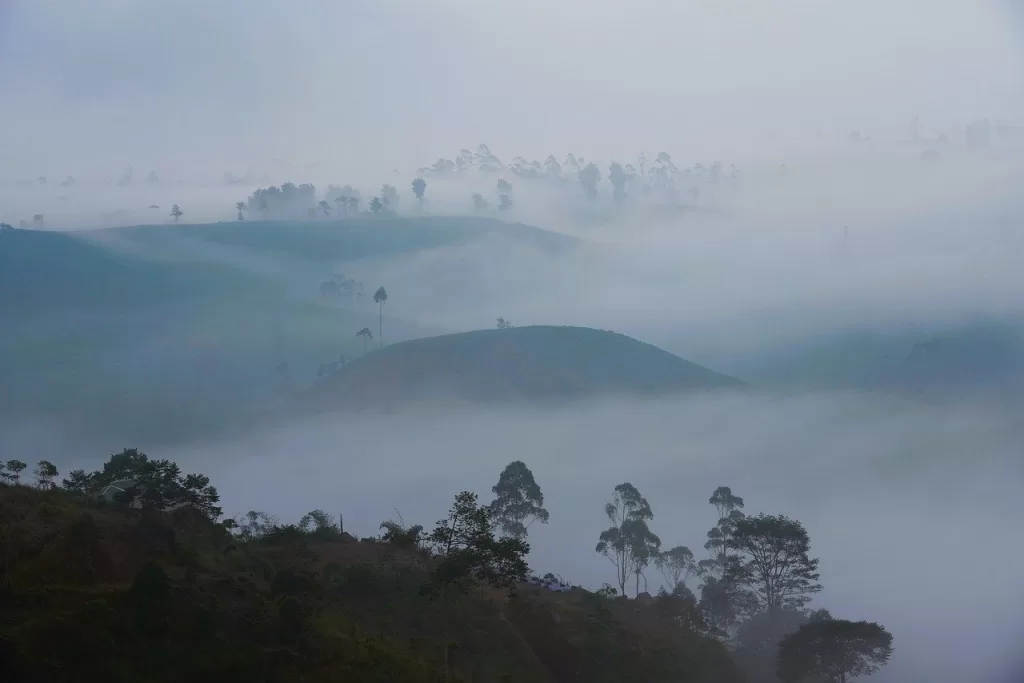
xmin=2 ymin=1 xmax=1024 ymax=681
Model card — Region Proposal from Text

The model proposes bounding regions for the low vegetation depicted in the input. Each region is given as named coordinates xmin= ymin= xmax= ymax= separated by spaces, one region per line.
xmin=0 ymin=453 xmax=891 ymax=682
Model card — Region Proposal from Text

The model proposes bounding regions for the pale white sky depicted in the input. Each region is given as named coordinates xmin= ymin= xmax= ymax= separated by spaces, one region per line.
xmin=1 ymin=0 xmax=1021 ymax=179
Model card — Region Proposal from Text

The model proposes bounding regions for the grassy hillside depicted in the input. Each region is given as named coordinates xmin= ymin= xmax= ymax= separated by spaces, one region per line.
xmin=0 ymin=481 xmax=740 ymax=683
xmin=96 ymin=216 xmax=580 ymax=265
xmin=306 ymin=326 xmax=743 ymax=411
xmin=1 ymin=218 xmax=575 ymax=442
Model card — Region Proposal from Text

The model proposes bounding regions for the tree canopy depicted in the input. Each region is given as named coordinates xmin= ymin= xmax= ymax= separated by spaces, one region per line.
xmin=725 ymin=514 xmax=822 ymax=613
xmin=487 ymin=461 xmax=549 ymax=540
xmin=778 ymin=615 xmax=893 ymax=683
xmin=60 ymin=448 xmax=222 ymax=520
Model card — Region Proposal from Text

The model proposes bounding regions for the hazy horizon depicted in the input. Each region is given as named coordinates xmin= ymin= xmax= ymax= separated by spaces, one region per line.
xmin=3 ymin=1 xmax=1024 ymax=681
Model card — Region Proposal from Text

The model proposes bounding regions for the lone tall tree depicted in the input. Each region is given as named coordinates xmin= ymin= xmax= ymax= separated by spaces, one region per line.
xmin=412 ymin=177 xmax=427 ymax=208
xmin=373 ymin=287 xmax=388 ymax=347
xmin=778 ymin=615 xmax=894 ymax=683
xmin=488 ymin=461 xmax=549 ymax=540
xmin=596 ymin=482 xmax=661 ymax=596
xmin=726 ymin=513 xmax=822 ymax=614
xmin=703 ymin=486 xmax=746 ymax=576
xmin=170 ymin=204 xmax=183 ymax=222
xmin=235 ymin=202 xmax=246 ymax=220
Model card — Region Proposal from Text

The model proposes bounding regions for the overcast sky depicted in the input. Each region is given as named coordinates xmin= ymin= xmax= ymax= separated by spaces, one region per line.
xmin=2 ymin=0 xmax=1022 ymax=180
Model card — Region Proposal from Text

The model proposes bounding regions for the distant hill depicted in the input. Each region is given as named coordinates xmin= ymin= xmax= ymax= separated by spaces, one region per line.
xmin=896 ymin=321 xmax=1024 ymax=397
xmin=0 ymin=217 xmax=577 ymax=442
xmin=305 ymin=326 xmax=744 ymax=411
xmin=86 ymin=215 xmax=581 ymax=266
xmin=728 ymin=318 xmax=1024 ymax=399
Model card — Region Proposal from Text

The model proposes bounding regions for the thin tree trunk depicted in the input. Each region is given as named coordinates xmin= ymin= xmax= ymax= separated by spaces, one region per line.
xmin=378 ymin=304 xmax=383 ymax=348
xmin=442 ymin=586 xmax=450 ymax=682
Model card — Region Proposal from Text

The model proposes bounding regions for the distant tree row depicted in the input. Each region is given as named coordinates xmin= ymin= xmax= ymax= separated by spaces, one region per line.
xmin=240 ymin=183 xmax=410 ymax=221
xmin=415 ymin=143 xmax=736 ymax=204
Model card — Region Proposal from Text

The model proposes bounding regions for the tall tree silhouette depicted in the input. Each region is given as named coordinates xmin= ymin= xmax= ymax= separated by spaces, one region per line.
xmin=318 ymin=200 xmax=331 ymax=217
xmin=579 ymin=163 xmax=600 ymax=200
xmin=373 ymin=287 xmax=388 ymax=347
xmin=412 ymin=177 xmax=427 ymax=208
xmin=235 ymin=202 xmax=246 ymax=220
xmin=596 ymin=482 xmax=660 ymax=596
xmin=488 ymin=461 xmax=549 ymax=539
xmin=170 ymin=204 xmax=183 ymax=222
xmin=726 ymin=514 xmax=822 ymax=614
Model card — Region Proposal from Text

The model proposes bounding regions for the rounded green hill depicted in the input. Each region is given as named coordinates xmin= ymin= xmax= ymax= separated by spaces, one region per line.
xmin=308 ymin=325 xmax=743 ymax=409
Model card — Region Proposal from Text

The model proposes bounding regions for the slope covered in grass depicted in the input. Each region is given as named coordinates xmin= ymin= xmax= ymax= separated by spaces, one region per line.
xmin=96 ymin=215 xmax=580 ymax=265
xmin=307 ymin=326 xmax=743 ymax=410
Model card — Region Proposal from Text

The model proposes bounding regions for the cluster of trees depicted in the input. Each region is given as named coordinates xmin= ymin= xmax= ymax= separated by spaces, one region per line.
xmin=589 ymin=481 xmax=892 ymax=682
xmin=3 ymin=448 xmax=892 ymax=682
xmin=318 ymin=273 xmax=366 ymax=302
xmin=241 ymin=183 xmax=407 ymax=221
xmin=225 ymin=464 xmax=537 ymax=681
xmin=0 ymin=459 xmax=58 ymax=488
xmin=46 ymin=448 xmax=225 ymax=519
xmin=216 ymin=143 xmax=734 ymax=226
xmin=417 ymin=143 xmax=736 ymax=205
xmin=232 ymin=458 xmax=891 ymax=683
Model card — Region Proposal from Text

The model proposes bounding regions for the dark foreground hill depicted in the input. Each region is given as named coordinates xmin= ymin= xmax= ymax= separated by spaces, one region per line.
xmin=306 ymin=326 xmax=743 ymax=411
xmin=0 ymin=482 xmax=741 ymax=683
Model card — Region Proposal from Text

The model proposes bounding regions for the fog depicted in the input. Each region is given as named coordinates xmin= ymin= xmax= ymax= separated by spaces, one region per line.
xmin=4 ymin=0 xmax=1024 ymax=680
xmin=16 ymin=394 xmax=1016 ymax=683
xmin=2 ymin=0 xmax=1021 ymax=184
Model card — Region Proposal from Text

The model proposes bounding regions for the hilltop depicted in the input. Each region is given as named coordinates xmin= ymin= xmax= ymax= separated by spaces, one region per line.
xmin=90 ymin=215 xmax=581 ymax=265
xmin=306 ymin=326 xmax=743 ymax=411
xmin=0 ymin=479 xmax=740 ymax=683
